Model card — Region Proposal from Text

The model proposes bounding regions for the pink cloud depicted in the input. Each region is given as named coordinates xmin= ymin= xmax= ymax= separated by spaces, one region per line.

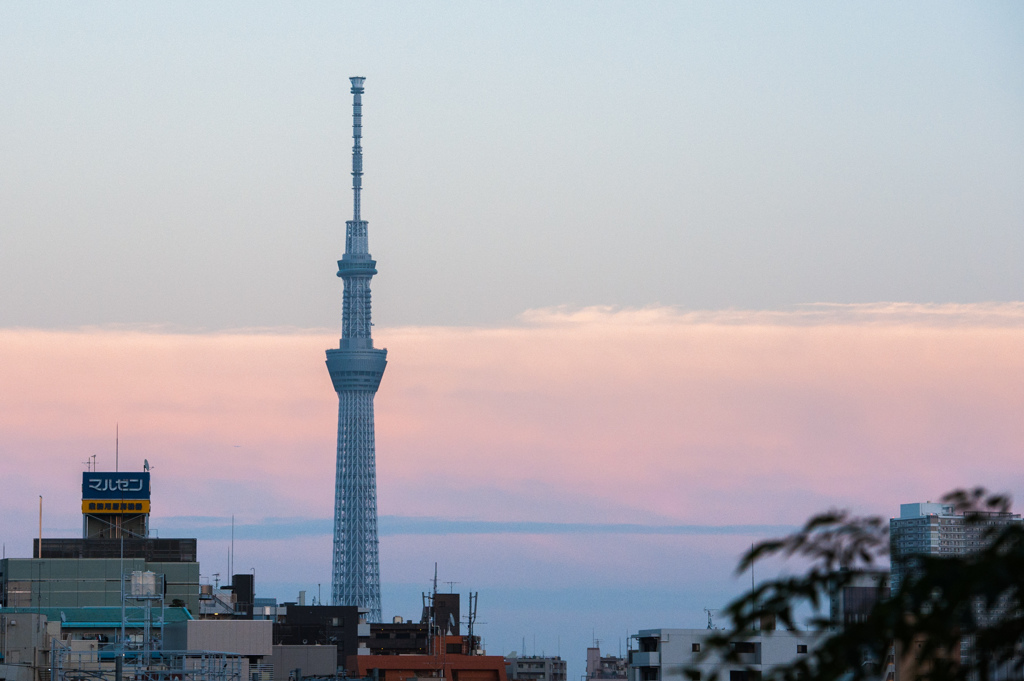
xmin=1 ymin=303 xmax=1023 ymax=557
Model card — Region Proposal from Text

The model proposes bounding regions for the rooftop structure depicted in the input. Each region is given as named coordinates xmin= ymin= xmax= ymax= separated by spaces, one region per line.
xmin=326 ymin=76 xmax=387 ymax=622
xmin=81 ymin=471 xmax=151 ymax=539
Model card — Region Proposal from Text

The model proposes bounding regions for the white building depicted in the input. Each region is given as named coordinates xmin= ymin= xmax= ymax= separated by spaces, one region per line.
xmin=628 ymin=629 xmax=821 ymax=681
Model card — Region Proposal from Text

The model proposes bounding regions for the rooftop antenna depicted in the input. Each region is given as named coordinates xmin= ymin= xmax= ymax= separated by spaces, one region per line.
xmin=751 ymin=542 xmax=755 ymax=594
xmin=443 ymin=580 xmax=460 ymax=593
xmin=115 ymin=423 xmax=119 ymax=472
xmin=465 ymin=591 xmax=479 ymax=653
xmin=704 ymin=608 xmax=717 ymax=630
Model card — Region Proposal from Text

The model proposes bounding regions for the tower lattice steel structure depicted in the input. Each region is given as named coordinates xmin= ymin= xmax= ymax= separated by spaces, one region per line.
xmin=326 ymin=76 xmax=386 ymax=621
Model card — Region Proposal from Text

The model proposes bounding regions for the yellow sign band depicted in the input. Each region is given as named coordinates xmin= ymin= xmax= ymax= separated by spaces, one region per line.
xmin=82 ymin=500 xmax=151 ymax=514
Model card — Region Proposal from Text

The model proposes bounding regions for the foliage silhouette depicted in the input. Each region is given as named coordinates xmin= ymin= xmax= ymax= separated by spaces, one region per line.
xmin=689 ymin=488 xmax=1024 ymax=681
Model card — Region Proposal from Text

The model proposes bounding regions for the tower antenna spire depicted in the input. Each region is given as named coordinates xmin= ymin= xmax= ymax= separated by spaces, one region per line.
xmin=350 ymin=76 xmax=365 ymax=224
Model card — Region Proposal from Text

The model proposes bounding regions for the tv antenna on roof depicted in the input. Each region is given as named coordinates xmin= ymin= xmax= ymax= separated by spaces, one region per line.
xmin=704 ymin=608 xmax=717 ymax=630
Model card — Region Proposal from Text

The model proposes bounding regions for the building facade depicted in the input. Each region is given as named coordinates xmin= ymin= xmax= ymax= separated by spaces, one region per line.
xmin=586 ymin=647 xmax=628 ymax=681
xmin=505 ymin=655 xmax=567 ymax=681
xmin=629 ymin=629 xmax=821 ymax=681
xmin=0 ymin=558 xmax=199 ymax=614
xmin=350 ymin=635 xmax=507 ymax=681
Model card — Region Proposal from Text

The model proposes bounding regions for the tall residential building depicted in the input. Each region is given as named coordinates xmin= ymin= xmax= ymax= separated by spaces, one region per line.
xmin=890 ymin=500 xmax=1022 ymax=676
xmin=326 ymin=76 xmax=387 ymax=622
xmin=889 ymin=502 xmax=1022 ymax=592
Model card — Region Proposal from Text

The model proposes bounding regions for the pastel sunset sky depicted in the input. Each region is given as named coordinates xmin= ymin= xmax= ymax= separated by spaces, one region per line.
xmin=1 ymin=2 xmax=1023 ymax=677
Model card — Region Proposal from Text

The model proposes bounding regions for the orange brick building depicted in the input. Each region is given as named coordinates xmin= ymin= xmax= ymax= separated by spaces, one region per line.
xmin=348 ymin=635 xmax=508 ymax=681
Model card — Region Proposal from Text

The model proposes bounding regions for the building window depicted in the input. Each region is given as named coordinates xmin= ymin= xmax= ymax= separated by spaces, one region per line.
xmin=731 ymin=642 xmax=756 ymax=654
xmin=729 ymin=672 xmax=761 ymax=681
xmin=797 ymin=645 xmax=807 ymax=654
xmin=692 ymin=643 xmax=701 ymax=653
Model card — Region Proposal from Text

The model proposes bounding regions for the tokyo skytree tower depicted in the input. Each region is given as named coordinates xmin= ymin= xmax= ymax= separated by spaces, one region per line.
xmin=326 ymin=76 xmax=386 ymax=621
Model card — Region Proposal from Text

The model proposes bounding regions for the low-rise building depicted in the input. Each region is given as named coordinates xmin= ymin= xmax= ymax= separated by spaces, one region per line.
xmin=628 ymin=629 xmax=822 ymax=681
xmin=506 ymin=655 xmax=567 ymax=681
xmin=586 ymin=647 xmax=627 ymax=681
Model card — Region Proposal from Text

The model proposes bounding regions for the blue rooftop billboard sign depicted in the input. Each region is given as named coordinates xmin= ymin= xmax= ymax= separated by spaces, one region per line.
xmin=82 ymin=472 xmax=150 ymax=500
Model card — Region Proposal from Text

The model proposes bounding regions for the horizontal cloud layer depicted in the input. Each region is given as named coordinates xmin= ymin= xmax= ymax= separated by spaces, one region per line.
xmin=2 ymin=303 xmax=1023 ymax=607
xmin=153 ymin=514 xmax=796 ymax=540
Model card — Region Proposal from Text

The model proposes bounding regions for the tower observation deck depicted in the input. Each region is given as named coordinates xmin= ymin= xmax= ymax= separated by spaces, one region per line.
xmin=326 ymin=76 xmax=386 ymax=621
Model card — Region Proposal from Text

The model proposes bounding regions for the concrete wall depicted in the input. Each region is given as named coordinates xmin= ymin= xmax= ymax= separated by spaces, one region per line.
xmin=0 ymin=613 xmax=48 ymax=666
xmin=163 ymin=619 xmax=272 ymax=656
xmin=271 ymin=645 xmax=338 ymax=681
xmin=0 ymin=663 xmax=36 ymax=681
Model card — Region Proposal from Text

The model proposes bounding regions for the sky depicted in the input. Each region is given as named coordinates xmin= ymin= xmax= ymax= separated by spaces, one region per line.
xmin=1 ymin=2 xmax=1023 ymax=678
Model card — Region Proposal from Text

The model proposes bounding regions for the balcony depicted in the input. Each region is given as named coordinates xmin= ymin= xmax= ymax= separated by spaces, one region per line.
xmin=631 ymin=653 xmax=660 ymax=667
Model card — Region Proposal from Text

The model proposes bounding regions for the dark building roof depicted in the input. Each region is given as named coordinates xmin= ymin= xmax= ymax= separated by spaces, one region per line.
xmin=36 ymin=538 xmax=197 ymax=562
